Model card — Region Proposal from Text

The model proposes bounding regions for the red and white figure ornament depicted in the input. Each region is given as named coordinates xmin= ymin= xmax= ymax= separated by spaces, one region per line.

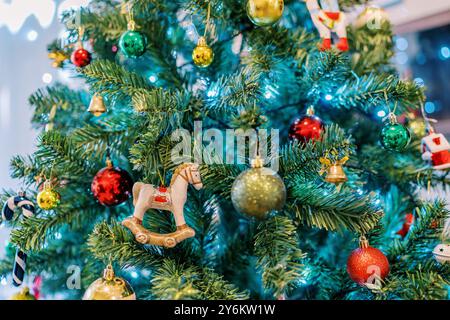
xmin=91 ymin=158 xmax=133 ymax=207
xmin=122 ymin=163 xmax=202 ymax=248
xmin=71 ymin=27 xmax=92 ymax=68
xmin=421 ymin=126 xmax=450 ymax=170
xmin=289 ymin=106 xmax=325 ymax=143
xmin=396 ymin=213 xmax=414 ymax=238
xmin=304 ymin=0 xmax=349 ymax=51
xmin=347 ymin=236 xmax=390 ymax=289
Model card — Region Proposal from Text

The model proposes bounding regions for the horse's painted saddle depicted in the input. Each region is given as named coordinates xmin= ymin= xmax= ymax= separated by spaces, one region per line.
xmin=151 ymin=186 xmax=172 ymax=210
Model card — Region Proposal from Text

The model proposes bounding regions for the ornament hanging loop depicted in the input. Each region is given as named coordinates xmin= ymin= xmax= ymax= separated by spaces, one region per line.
xmin=306 ymin=105 xmax=315 ymax=116
xmin=359 ymin=235 xmax=369 ymax=248
xmin=204 ymin=1 xmax=212 ymax=38
xmin=388 ymin=112 xmax=397 ymax=125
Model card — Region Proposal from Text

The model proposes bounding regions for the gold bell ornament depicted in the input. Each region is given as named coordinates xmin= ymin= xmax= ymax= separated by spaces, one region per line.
xmin=48 ymin=50 xmax=69 ymax=68
xmin=355 ymin=5 xmax=389 ymax=29
xmin=246 ymin=0 xmax=284 ymax=27
xmin=192 ymin=2 xmax=214 ymax=68
xmin=88 ymin=93 xmax=107 ymax=116
xmin=231 ymin=156 xmax=286 ymax=219
xmin=37 ymin=179 xmax=60 ymax=210
xmin=9 ymin=287 xmax=36 ymax=300
xmin=83 ymin=264 xmax=136 ymax=300
xmin=320 ymin=156 xmax=349 ymax=185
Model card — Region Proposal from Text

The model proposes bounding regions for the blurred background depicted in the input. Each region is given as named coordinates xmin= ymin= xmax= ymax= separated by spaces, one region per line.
xmin=0 ymin=0 xmax=449 ymax=299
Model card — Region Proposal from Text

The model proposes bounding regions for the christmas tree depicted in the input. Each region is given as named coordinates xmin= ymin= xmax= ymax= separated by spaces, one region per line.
xmin=1 ymin=0 xmax=449 ymax=300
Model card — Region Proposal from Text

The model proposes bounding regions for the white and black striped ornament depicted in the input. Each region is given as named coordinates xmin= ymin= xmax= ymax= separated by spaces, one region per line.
xmin=1 ymin=193 xmax=35 ymax=221
xmin=1 ymin=192 xmax=35 ymax=287
xmin=13 ymin=249 xmax=27 ymax=287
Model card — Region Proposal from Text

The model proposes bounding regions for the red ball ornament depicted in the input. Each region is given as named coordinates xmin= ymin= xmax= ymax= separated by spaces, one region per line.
xmin=71 ymin=47 xmax=92 ymax=67
xmin=91 ymin=160 xmax=133 ymax=207
xmin=289 ymin=106 xmax=324 ymax=143
xmin=347 ymin=237 xmax=390 ymax=286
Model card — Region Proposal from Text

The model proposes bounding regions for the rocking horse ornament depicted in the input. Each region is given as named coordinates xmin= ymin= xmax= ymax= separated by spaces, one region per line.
xmin=122 ymin=163 xmax=203 ymax=248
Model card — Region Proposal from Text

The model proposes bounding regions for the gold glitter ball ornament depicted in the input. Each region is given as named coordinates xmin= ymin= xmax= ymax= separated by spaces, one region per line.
xmin=37 ymin=180 xmax=60 ymax=210
xmin=246 ymin=0 xmax=284 ymax=27
xmin=83 ymin=264 xmax=136 ymax=300
xmin=192 ymin=37 xmax=214 ymax=68
xmin=9 ymin=287 xmax=36 ymax=300
xmin=231 ymin=157 xmax=286 ymax=219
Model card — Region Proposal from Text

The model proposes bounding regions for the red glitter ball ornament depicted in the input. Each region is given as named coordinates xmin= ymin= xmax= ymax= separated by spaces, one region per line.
xmin=91 ymin=160 xmax=133 ymax=207
xmin=289 ymin=106 xmax=324 ymax=143
xmin=347 ymin=237 xmax=390 ymax=285
xmin=71 ymin=47 xmax=92 ymax=67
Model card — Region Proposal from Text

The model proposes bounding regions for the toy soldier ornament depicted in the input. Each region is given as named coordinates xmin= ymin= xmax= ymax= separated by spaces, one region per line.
xmin=304 ymin=0 xmax=349 ymax=51
xmin=122 ymin=163 xmax=202 ymax=248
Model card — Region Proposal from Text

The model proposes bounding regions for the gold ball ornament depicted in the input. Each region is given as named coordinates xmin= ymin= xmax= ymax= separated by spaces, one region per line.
xmin=192 ymin=37 xmax=214 ymax=68
xmin=83 ymin=264 xmax=136 ymax=300
xmin=37 ymin=180 xmax=60 ymax=210
xmin=408 ymin=117 xmax=426 ymax=138
xmin=9 ymin=287 xmax=36 ymax=300
xmin=355 ymin=6 xmax=389 ymax=29
xmin=246 ymin=0 xmax=284 ymax=27
xmin=231 ymin=157 xmax=286 ymax=219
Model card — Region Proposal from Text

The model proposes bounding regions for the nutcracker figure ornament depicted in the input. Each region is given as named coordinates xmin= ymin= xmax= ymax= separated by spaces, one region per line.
xmin=304 ymin=0 xmax=349 ymax=51
xmin=421 ymin=126 xmax=450 ymax=170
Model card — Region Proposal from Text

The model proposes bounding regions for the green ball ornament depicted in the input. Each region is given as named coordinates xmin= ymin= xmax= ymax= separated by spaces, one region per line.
xmin=380 ymin=122 xmax=411 ymax=151
xmin=119 ymin=30 xmax=147 ymax=58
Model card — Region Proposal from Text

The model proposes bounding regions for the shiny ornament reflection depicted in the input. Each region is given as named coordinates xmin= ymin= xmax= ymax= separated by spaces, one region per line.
xmin=246 ymin=0 xmax=284 ymax=27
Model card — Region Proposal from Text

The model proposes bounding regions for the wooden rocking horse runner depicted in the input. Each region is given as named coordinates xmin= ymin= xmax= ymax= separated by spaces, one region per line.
xmin=122 ymin=163 xmax=203 ymax=248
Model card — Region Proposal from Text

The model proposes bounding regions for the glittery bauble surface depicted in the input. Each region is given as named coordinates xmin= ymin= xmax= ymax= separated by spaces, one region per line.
xmin=246 ymin=0 xmax=284 ymax=27
xmin=347 ymin=246 xmax=390 ymax=285
xmin=119 ymin=30 xmax=147 ymax=58
xmin=91 ymin=166 xmax=133 ymax=207
xmin=83 ymin=268 xmax=136 ymax=300
xmin=192 ymin=42 xmax=214 ymax=68
xmin=231 ymin=167 xmax=286 ymax=219
xmin=380 ymin=123 xmax=410 ymax=151
xmin=71 ymin=48 xmax=92 ymax=67
xmin=408 ymin=118 xmax=426 ymax=138
xmin=37 ymin=188 xmax=60 ymax=210
xmin=289 ymin=115 xmax=324 ymax=143
xmin=10 ymin=287 xmax=36 ymax=300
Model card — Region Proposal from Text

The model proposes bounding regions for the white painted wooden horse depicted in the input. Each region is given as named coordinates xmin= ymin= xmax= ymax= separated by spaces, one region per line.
xmin=122 ymin=163 xmax=203 ymax=248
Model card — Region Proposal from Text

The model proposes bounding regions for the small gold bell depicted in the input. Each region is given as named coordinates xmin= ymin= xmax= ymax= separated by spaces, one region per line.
xmin=88 ymin=94 xmax=107 ymax=116
xmin=325 ymin=164 xmax=348 ymax=184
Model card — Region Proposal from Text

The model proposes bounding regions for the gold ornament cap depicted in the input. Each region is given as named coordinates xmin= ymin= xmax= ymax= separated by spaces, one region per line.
xmin=359 ymin=236 xmax=370 ymax=249
xmin=250 ymin=156 xmax=264 ymax=168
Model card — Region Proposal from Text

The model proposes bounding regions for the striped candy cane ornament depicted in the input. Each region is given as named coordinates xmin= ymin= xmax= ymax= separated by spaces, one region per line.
xmin=1 ymin=192 xmax=36 ymax=287
xmin=13 ymin=249 xmax=27 ymax=287
xmin=2 ymin=193 xmax=35 ymax=221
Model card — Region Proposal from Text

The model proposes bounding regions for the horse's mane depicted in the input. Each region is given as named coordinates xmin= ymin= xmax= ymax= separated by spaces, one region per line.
xmin=170 ymin=163 xmax=193 ymax=186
